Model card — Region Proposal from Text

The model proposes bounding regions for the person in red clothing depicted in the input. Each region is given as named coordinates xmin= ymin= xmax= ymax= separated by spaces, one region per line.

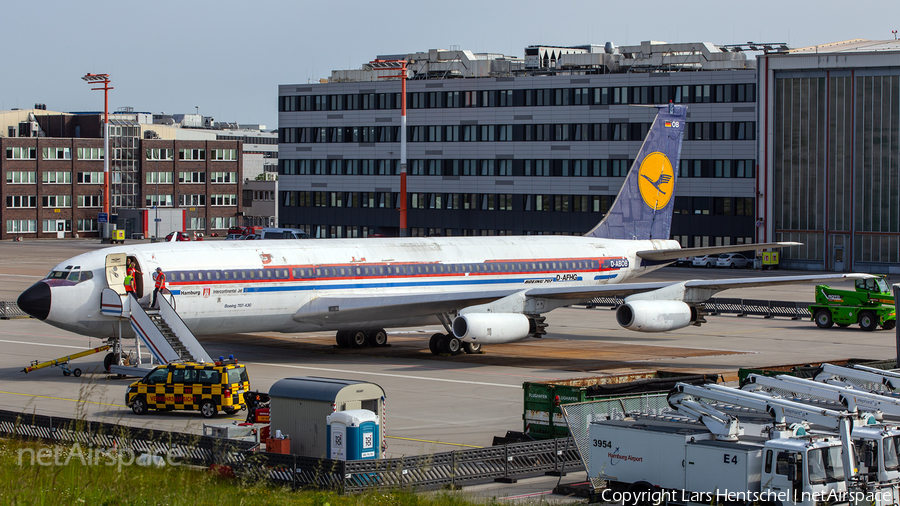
xmin=151 ymin=267 xmax=166 ymax=309
xmin=126 ymin=259 xmax=141 ymax=278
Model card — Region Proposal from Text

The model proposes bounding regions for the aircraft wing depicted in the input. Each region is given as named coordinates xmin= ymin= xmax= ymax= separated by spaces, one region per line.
xmin=525 ymin=273 xmax=872 ymax=303
xmin=636 ymin=242 xmax=801 ymax=262
xmin=292 ymin=289 xmax=517 ymax=325
xmin=293 ymin=274 xmax=871 ymax=326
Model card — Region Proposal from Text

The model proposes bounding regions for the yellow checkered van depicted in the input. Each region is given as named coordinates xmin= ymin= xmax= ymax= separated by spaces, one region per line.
xmin=126 ymin=357 xmax=250 ymax=418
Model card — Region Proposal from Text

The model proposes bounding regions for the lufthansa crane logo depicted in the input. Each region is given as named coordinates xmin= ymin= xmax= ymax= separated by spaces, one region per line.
xmin=637 ymin=151 xmax=675 ymax=211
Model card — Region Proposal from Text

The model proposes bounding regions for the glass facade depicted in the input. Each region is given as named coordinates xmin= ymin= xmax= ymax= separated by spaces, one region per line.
xmin=108 ymin=122 xmax=141 ymax=211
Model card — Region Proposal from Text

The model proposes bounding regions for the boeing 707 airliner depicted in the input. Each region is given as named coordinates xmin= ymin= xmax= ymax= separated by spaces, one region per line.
xmin=17 ymin=104 xmax=867 ymax=357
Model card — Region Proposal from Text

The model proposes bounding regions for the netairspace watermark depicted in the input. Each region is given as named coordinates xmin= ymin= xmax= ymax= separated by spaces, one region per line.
xmin=600 ymin=488 xmax=894 ymax=505
xmin=17 ymin=443 xmax=184 ymax=472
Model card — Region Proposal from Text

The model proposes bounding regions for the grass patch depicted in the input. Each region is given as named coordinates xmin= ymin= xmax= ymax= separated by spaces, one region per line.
xmin=0 ymin=438 xmax=504 ymax=506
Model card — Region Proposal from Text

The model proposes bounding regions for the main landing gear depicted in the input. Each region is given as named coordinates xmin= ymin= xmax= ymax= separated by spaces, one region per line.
xmin=428 ymin=333 xmax=481 ymax=356
xmin=334 ymin=328 xmax=389 ymax=348
xmin=427 ymin=312 xmax=482 ymax=356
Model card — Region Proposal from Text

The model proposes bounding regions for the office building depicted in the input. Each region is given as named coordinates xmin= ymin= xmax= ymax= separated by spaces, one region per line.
xmin=278 ymin=41 xmax=761 ymax=243
xmin=0 ymin=109 xmax=243 ymax=239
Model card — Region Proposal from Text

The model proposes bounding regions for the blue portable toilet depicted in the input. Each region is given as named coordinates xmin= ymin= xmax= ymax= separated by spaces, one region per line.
xmin=327 ymin=409 xmax=380 ymax=461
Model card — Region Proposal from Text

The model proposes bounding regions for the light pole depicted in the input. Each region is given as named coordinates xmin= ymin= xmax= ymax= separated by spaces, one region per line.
xmin=369 ymin=59 xmax=408 ymax=236
xmin=82 ymin=73 xmax=113 ymax=241
xmin=155 ymin=160 xmax=159 ymax=239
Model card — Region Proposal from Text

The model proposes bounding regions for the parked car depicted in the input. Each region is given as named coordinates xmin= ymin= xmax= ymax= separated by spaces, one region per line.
xmin=691 ymin=255 xmax=715 ymax=268
xmin=227 ymin=226 xmax=263 ymax=237
xmin=165 ymin=231 xmax=191 ymax=242
xmin=244 ymin=234 xmax=259 ymax=240
xmin=673 ymin=257 xmax=692 ymax=267
xmin=225 ymin=234 xmax=245 ymax=240
xmin=716 ymin=253 xmax=753 ymax=269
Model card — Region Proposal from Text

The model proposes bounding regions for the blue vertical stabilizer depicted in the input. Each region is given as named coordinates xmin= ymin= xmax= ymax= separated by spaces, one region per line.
xmin=585 ymin=104 xmax=687 ymax=240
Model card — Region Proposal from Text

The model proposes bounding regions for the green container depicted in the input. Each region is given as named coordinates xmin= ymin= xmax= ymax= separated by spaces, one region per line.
xmin=522 ymin=370 xmax=713 ymax=440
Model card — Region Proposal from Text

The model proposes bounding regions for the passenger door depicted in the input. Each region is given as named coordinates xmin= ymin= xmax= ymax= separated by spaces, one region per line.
xmin=105 ymin=253 xmax=127 ymax=295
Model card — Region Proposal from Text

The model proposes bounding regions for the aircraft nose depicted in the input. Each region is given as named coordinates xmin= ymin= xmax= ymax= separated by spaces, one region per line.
xmin=17 ymin=282 xmax=51 ymax=321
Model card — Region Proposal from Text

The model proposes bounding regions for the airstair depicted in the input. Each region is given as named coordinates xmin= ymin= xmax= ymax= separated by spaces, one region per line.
xmin=101 ymin=288 xmax=212 ymax=369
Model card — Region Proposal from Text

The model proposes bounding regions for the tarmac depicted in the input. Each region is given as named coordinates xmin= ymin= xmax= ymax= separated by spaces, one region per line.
xmin=0 ymin=238 xmax=896 ymax=503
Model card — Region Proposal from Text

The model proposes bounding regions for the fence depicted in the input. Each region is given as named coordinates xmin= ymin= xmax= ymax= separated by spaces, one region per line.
xmin=589 ymin=297 xmax=812 ymax=320
xmin=0 ymin=409 xmax=582 ymax=493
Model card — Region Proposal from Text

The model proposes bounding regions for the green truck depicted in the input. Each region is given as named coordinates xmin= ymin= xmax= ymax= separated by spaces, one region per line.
xmin=809 ymin=275 xmax=896 ymax=331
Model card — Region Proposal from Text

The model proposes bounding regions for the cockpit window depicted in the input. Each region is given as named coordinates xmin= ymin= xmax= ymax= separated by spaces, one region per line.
xmin=47 ymin=270 xmax=68 ymax=280
xmin=46 ymin=270 xmax=93 ymax=284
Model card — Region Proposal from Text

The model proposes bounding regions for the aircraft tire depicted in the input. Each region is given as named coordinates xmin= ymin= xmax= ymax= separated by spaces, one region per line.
xmin=366 ymin=328 xmax=388 ymax=347
xmin=349 ymin=330 xmax=368 ymax=348
xmin=462 ymin=342 xmax=482 ymax=354
xmin=103 ymin=353 xmax=116 ymax=372
xmin=429 ymin=333 xmax=443 ymax=355
xmin=335 ymin=330 xmax=350 ymax=348
xmin=441 ymin=335 xmax=462 ymax=355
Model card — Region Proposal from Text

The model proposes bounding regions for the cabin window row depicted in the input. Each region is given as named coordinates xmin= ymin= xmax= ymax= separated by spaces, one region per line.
xmin=296 ymin=259 xmax=602 ymax=279
xmin=169 ymin=259 xmax=605 ymax=283
xmin=170 ymin=269 xmax=292 ymax=282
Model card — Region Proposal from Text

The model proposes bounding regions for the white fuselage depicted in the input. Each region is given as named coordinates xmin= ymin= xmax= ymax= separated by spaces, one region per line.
xmin=40 ymin=235 xmax=676 ymax=339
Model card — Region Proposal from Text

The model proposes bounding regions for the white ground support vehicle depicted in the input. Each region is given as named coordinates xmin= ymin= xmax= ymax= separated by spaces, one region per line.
xmin=815 ymin=363 xmax=900 ymax=394
xmin=742 ymin=373 xmax=900 ymax=491
xmin=589 ymin=382 xmax=861 ymax=506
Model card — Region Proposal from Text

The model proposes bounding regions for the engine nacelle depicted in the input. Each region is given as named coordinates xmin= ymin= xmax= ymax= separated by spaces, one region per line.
xmin=451 ymin=313 xmax=531 ymax=344
xmin=615 ymin=300 xmax=695 ymax=332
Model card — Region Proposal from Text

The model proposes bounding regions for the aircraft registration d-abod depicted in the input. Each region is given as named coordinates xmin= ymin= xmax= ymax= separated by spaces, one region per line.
xmin=17 ymin=104 xmax=868 ymax=357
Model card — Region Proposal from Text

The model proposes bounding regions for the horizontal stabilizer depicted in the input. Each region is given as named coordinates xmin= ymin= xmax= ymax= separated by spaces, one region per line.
xmin=636 ymin=242 xmax=802 ymax=262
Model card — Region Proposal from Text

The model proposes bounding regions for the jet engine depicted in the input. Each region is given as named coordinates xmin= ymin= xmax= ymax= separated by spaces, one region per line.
xmin=615 ymin=300 xmax=697 ymax=332
xmin=451 ymin=313 xmax=531 ymax=344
